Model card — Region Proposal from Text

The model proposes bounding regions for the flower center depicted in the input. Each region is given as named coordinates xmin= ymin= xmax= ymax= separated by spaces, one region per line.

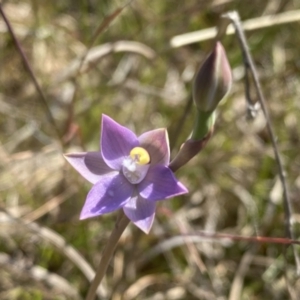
xmin=122 ymin=147 xmax=150 ymax=184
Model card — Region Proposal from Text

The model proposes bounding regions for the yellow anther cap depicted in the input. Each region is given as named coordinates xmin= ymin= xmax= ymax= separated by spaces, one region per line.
xmin=130 ymin=147 xmax=150 ymax=165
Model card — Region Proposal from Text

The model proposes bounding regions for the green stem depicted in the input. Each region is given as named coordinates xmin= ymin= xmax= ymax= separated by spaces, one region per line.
xmin=191 ymin=110 xmax=215 ymax=141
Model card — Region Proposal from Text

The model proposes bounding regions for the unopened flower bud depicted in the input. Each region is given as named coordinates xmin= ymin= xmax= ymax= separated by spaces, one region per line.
xmin=193 ymin=42 xmax=232 ymax=112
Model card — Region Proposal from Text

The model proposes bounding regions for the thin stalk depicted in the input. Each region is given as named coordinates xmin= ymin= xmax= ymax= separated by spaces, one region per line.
xmin=170 ymin=95 xmax=193 ymax=149
xmin=224 ymin=11 xmax=300 ymax=273
xmin=85 ymin=211 xmax=130 ymax=300
xmin=0 ymin=4 xmax=62 ymax=145
xmin=65 ymin=0 xmax=134 ymax=137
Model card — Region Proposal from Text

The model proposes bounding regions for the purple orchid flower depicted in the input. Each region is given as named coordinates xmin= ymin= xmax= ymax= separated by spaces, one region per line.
xmin=64 ymin=115 xmax=188 ymax=233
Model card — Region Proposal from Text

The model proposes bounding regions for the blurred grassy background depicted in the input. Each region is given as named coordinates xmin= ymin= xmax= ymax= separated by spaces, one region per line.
xmin=1 ymin=0 xmax=300 ymax=299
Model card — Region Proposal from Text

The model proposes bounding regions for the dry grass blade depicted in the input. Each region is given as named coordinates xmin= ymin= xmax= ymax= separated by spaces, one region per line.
xmin=170 ymin=9 xmax=300 ymax=47
xmin=0 ymin=145 xmax=64 ymax=193
xmin=228 ymin=250 xmax=255 ymax=300
xmin=53 ymin=41 xmax=156 ymax=84
xmin=123 ymin=274 xmax=168 ymax=300
xmin=3 ymin=122 xmax=37 ymax=152
xmin=0 ymin=209 xmax=106 ymax=298
xmin=22 ymin=187 xmax=77 ymax=223
xmin=0 ymin=252 xmax=82 ymax=299
xmin=137 ymin=235 xmax=231 ymax=269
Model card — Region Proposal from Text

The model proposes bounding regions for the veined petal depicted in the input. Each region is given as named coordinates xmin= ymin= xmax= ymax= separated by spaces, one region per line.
xmin=80 ymin=173 xmax=133 ymax=219
xmin=64 ymin=152 xmax=115 ymax=184
xmin=138 ymin=128 xmax=170 ymax=166
xmin=123 ymin=193 xmax=156 ymax=234
xmin=138 ymin=165 xmax=188 ymax=201
xmin=101 ymin=114 xmax=139 ymax=170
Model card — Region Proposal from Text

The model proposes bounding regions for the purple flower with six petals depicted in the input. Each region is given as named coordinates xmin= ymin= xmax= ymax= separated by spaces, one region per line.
xmin=64 ymin=115 xmax=188 ymax=233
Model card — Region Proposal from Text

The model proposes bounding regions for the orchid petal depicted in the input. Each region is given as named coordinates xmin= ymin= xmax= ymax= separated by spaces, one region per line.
xmin=80 ymin=173 xmax=133 ymax=219
xmin=123 ymin=193 xmax=156 ymax=234
xmin=101 ymin=115 xmax=139 ymax=170
xmin=138 ymin=128 xmax=170 ymax=166
xmin=64 ymin=152 xmax=115 ymax=184
xmin=138 ymin=165 xmax=188 ymax=201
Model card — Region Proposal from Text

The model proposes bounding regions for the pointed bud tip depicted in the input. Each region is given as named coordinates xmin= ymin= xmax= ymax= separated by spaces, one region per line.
xmin=193 ymin=42 xmax=232 ymax=112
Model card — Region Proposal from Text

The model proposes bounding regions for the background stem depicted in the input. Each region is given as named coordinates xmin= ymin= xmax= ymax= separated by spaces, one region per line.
xmin=224 ymin=10 xmax=300 ymax=274
xmin=0 ymin=3 xmax=62 ymax=145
